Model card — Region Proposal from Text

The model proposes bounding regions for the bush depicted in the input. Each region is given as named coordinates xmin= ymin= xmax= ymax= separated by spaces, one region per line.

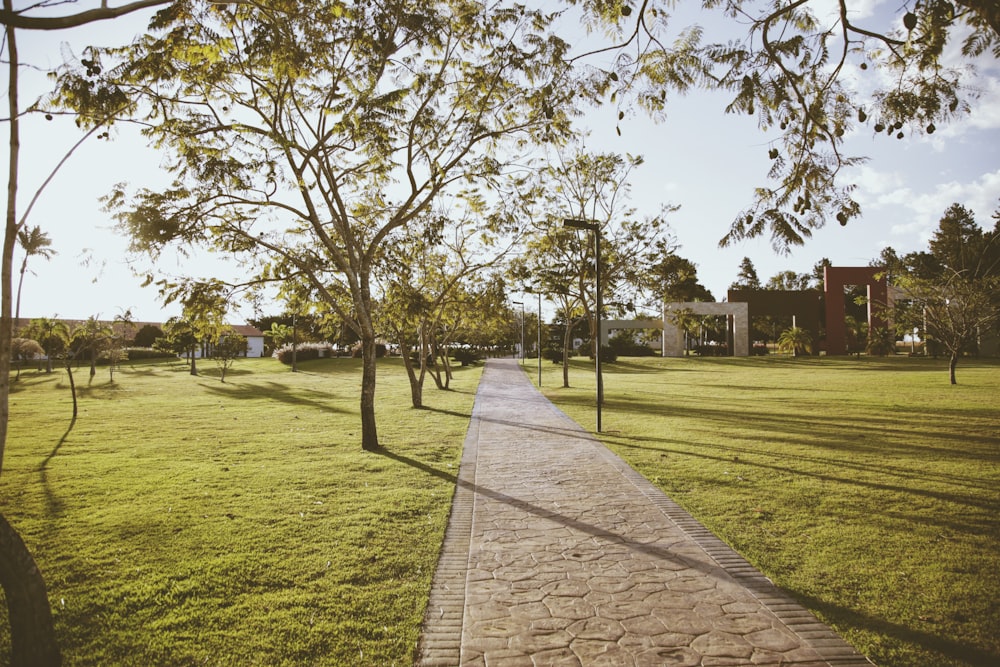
xmin=542 ymin=347 xmax=564 ymax=364
xmin=274 ymin=342 xmax=334 ymax=364
xmin=125 ymin=347 xmax=178 ymax=360
xmin=608 ymin=336 xmax=655 ymax=357
xmin=451 ymin=348 xmax=481 ymax=366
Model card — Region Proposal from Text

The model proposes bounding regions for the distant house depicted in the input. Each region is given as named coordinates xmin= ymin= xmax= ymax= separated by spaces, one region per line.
xmin=13 ymin=318 xmax=266 ymax=359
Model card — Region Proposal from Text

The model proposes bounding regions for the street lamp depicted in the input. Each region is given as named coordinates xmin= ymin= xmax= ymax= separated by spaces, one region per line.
xmin=563 ymin=217 xmax=603 ymax=433
xmin=525 ymin=285 xmax=543 ymax=387
xmin=512 ymin=300 xmax=524 ymax=365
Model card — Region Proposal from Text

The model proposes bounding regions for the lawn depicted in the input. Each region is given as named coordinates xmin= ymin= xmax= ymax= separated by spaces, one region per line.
xmin=1 ymin=356 xmax=481 ymax=666
xmin=535 ymin=354 xmax=1000 ymax=667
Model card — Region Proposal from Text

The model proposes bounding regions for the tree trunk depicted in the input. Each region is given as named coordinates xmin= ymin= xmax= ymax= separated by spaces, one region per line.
xmin=562 ymin=321 xmax=573 ymax=388
xmin=949 ymin=353 xmax=958 ymax=385
xmin=189 ymin=347 xmax=197 ymax=376
xmin=65 ymin=362 xmax=78 ymax=421
xmin=398 ymin=333 xmax=423 ymax=409
xmin=359 ymin=332 xmax=379 ymax=450
xmin=0 ymin=513 xmax=61 ymax=666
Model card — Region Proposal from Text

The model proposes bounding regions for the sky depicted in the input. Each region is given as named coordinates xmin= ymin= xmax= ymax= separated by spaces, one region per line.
xmin=6 ymin=1 xmax=1000 ymax=324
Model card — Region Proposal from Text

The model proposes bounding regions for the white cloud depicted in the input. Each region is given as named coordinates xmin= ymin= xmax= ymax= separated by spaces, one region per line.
xmin=871 ymin=169 xmax=1000 ymax=244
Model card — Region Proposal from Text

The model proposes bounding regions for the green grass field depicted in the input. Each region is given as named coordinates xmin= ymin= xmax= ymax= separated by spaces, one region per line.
xmin=536 ymin=355 xmax=1000 ymax=667
xmin=2 ymin=357 xmax=481 ymax=666
xmin=3 ymin=354 xmax=998 ymax=666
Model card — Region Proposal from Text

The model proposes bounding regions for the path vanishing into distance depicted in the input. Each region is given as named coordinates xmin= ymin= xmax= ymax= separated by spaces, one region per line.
xmin=415 ymin=358 xmax=873 ymax=667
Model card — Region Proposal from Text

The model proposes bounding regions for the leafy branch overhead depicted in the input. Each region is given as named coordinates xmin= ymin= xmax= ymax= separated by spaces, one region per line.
xmin=569 ymin=0 xmax=999 ymax=252
xmin=47 ymin=0 xmax=578 ymax=450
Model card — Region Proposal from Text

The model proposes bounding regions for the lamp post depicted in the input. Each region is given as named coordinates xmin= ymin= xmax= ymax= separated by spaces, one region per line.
xmin=512 ymin=300 xmax=524 ymax=365
xmin=563 ymin=217 xmax=603 ymax=432
xmin=525 ymin=286 xmax=543 ymax=387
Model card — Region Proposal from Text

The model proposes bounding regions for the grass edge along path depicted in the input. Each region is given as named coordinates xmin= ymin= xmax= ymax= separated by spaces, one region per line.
xmin=2 ymin=356 xmax=482 ymax=666
xmin=534 ymin=355 xmax=1000 ymax=667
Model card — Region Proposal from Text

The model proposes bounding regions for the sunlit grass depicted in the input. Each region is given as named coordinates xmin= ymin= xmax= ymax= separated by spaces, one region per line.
xmin=536 ymin=354 xmax=1000 ymax=667
xmin=2 ymin=356 xmax=480 ymax=666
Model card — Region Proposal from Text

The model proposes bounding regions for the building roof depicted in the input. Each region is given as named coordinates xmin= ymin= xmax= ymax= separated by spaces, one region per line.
xmin=13 ymin=318 xmax=265 ymax=338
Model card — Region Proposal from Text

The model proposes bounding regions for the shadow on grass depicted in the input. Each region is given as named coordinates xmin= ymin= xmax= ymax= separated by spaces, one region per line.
xmin=419 ymin=405 xmax=472 ymax=420
xmin=373 ymin=445 xmax=748 ymax=582
xmin=35 ymin=416 xmax=76 ymax=516
xmin=199 ymin=380 xmax=348 ymax=414
xmin=794 ymin=589 xmax=999 ymax=666
xmin=610 ymin=431 xmax=1000 ymax=516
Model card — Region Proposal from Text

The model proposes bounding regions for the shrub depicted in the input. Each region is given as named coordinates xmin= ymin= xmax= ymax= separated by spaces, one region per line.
xmin=451 ymin=348 xmax=481 ymax=366
xmin=124 ymin=348 xmax=177 ymax=360
xmin=542 ymin=347 xmax=564 ymax=364
xmin=609 ymin=336 xmax=655 ymax=357
xmin=274 ymin=342 xmax=334 ymax=364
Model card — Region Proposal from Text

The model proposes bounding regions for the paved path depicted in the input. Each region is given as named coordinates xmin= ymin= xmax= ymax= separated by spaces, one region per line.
xmin=416 ymin=359 xmax=872 ymax=666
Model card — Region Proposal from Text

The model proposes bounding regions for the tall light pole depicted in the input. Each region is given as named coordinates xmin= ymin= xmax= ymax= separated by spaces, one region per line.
xmin=512 ymin=300 xmax=524 ymax=365
xmin=525 ymin=285 xmax=543 ymax=387
xmin=563 ymin=217 xmax=603 ymax=433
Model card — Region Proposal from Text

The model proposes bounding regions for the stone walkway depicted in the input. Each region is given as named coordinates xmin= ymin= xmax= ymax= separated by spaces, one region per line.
xmin=416 ymin=358 xmax=872 ymax=666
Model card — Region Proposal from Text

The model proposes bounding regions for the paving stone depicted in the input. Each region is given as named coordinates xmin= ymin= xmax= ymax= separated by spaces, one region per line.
xmin=414 ymin=359 xmax=873 ymax=667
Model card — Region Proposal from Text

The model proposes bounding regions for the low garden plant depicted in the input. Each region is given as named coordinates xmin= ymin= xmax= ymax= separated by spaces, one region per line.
xmin=542 ymin=355 xmax=1000 ymax=667
xmin=2 ymin=356 xmax=480 ymax=665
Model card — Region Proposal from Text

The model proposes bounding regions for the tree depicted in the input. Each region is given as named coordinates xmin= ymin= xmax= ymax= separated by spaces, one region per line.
xmin=730 ymin=256 xmax=762 ymax=291
xmin=21 ymin=317 xmax=69 ymax=374
xmin=509 ymin=147 xmax=676 ymax=386
xmin=897 ymin=270 xmax=999 ymax=383
xmin=777 ymin=326 xmax=814 ymax=357
xmin=10 ymin=337 xmax=43 ymax=379
xmin=132 ymin=323 xmax=163 ymax=348
xmin=929 ymin=203 xmax=1000 ymax=278
xmin=2 ymin=5 xmax=175 ymax=661
xmin=156 ymin=316 xmax=199 ymax=369
xmin=70 ymin=316 xmax=113 ymax=379
xmin=211 ymin=328 xmax=247 ymax=382
xmin=575 ymin=0 xmax=1000 ymax=251
xmin=380 ymin=209 xmax=515 ymax=406
xmin=645 ymin=253 xmax=714 ymax=305
xmin=14 ymin=225 xmax=56 ymax=324
xmin=766 ymin=270 xmax=811 ymax=291
xmin=882 ymin=202 xmax=1000 ymax=380
xmin=667 ymin=307 xmax=699 ymax=356
xmin=54 ymin=1 xmax=575 ymax=451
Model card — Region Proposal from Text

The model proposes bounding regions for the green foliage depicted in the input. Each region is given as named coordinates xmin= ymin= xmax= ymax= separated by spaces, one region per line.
xmin=574 ymin=0 xmax=999 ymax=251
xmin=776 ymin=325 xmax=814 ymax=356
xmin=450 ymin=347 xmax=481 ymax=367
xmin=132 ymin=324 xmax=163 ymax=348
xmin=273 ymin=342 xmax=335 ymax=365
xmin=49 ymin=0 xmax=578 ymax=448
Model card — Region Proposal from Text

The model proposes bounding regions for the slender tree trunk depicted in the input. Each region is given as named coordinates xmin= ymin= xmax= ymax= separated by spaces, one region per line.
xmin=359 ymin=330 xmax=379 ymax=450
xmin=189 ymin=346 xmax=197 ymax=376
xmin=562 ymin=321 xmax=573 ymax=388
xmin=949 ymin=353 xmax=958 ymax=385
xmin=2 ymin=10 xmax=60 ymax=664
xmin=398 ymin=333 xmax=423 ymax=409
xmin=65 ymin=361 xmax=78 ymax=421
xmin=14 ymin=259 xmax=26 ymax=325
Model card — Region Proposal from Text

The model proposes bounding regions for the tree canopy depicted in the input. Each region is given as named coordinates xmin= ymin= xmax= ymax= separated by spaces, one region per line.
xmin=570 ymin=0 xmax=1000 ymax=250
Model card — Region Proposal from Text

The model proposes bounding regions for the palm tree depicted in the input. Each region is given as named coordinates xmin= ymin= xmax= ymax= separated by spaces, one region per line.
xmin=23 ymin=317 xmax=69 ymax=374
xmin=777 ymin=326 xmax=814 ymax=357
xmin=15 ymin=226 xmax=56 ymax=324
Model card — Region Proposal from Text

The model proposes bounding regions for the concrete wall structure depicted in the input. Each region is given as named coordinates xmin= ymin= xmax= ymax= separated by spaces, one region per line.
xmin=727 ymin=289 xmax=823 ymax=354
xmin=824 ymin=266 xmax=887 ymax=355
xmin=662 ymin=302 xmax=749 ymax=357
xmin=599 ymin=320 xmax=664 ymax=354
